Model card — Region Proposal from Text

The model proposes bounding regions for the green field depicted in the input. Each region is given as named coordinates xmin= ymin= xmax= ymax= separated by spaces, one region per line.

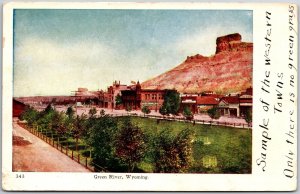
xmin=127 ymin=117 xmax=252 ymax=173
xmin=22 ymin=114 xmax=251 ymax=173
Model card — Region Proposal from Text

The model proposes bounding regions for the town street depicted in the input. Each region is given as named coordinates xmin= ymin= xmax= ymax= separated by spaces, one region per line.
xmin=13 ymin=119 xmax=90 ymax=172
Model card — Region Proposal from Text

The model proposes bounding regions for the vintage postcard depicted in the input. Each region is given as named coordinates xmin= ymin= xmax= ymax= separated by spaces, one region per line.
xmin=1 ymin=2 xmax=298 ymax=191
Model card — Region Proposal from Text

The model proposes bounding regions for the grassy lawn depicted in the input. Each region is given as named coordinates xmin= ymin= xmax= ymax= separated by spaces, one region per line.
xmin=127 ymin=117 xmax=252 ymax=174
xmin=22 ymin=116 xmax=251 ymax=173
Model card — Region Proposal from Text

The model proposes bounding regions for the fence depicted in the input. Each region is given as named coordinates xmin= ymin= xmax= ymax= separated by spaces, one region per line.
xmin=109 ymin=113 xmax=252 ymax=129
xmin=18 ymin=122 xmax=107 ymax=172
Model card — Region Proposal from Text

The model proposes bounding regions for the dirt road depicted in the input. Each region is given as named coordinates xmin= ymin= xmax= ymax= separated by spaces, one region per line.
xmin=13 ymin=120 xmax=90 ymax=172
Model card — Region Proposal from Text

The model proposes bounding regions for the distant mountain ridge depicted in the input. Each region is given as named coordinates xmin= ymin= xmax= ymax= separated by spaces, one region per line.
xmin=141 ymin=33 xmax=253 ymax=94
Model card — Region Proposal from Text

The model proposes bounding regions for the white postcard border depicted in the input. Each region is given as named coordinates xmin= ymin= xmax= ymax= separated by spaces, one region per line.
xmin=2 ymin=2 xmax=298 ymax=191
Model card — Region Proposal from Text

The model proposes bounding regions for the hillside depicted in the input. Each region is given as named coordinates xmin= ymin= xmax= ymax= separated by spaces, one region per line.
xmin=141 ymin=33 xmax=253 ymax=94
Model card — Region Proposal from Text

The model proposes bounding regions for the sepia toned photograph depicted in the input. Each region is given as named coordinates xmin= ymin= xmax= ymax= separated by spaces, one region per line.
xmin=12 ymin=8 xmax=253 ymax=174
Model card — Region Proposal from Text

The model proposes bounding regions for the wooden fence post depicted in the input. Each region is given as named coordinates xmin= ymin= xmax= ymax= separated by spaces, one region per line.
xmin=85 ymin=157 xmax=88 ymax=168
xmin=66 ymin=145 xmax=68 ymax=155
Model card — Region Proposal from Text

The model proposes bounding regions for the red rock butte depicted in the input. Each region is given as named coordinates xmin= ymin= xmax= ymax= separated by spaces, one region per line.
xmin=141 ymin=33 xmax=253 ymax=94
xmin=216 ymin=33 xmax=253 ymax=54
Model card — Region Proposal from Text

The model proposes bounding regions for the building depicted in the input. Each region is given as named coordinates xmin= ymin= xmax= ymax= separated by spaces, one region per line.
xmin=239 ymin=87 xmax=253 ymax=117
xmin=119 ymin=81 xmax=167 ymax=111
xmin=196 ymin=96 xmax=219 ymax=113
xmin=141 ymin=89 xmax=165 ymax=111
xmin=218 ymin=96 xmax=240 ymax=117
xmin=13 ymin=98 xmax=28 ymax=117
xmin=180 ymin=94 xmax=197 ymax=114
xmin=107 ymin=81 xmax=130 ymax=109
xmin=73 ymin=88 xmax=101 ymax=107
xmin=121 ymin=81 xmax=141 ymax=110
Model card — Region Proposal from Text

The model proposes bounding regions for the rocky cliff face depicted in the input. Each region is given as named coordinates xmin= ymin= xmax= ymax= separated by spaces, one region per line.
xmin=216 ymin=33 xmax=252 ymax=54
xmin=141 ymin=33 xmax=253 ymax=94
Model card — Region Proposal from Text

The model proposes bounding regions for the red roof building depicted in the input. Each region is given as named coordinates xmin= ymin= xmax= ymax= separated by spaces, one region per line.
xmin=196 ymin=96 xmax=219 ymax=113
xmin=218 ymin=96 xmax=240 ymax=117
xmin=13 ymin=99 xmax=28 ymax=117
xmin=239 ymin=87 xmax=253 ymax=117
xmin=180 ymin=94 xmax=198 ymax=113
xmin=197 ymin=96 xmax=219 ymax=105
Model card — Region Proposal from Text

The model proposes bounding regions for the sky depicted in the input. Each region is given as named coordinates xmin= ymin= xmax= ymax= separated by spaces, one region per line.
xmin=13 ymin=9 xmax=252 ymax=97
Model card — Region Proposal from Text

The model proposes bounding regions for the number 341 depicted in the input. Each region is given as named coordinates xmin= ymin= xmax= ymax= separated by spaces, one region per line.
xmin=16 ymin=174 xmax=25 ymax=178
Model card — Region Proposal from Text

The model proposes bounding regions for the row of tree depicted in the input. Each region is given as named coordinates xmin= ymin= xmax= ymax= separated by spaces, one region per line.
xmin=20 ymin=104 xmax=195 ymax=173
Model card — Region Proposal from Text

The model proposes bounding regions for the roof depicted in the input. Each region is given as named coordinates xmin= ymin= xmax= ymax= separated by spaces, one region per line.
xmin=121 ymin=90 xmax=136 ymax=95
xmin=220 ymin=96 xmax=240 ymax=104
xmin=141 ymin=89 xmax=165 ymax=93
xmin=13 ymin=98 xmax=27 ymax=106
xmin=196 ymin=97 xmax=219 ymax=105
xmin=202 ymin=94 xmax=224 ymax=98
xmin=239 ymin=98 xmax=252 ymax=103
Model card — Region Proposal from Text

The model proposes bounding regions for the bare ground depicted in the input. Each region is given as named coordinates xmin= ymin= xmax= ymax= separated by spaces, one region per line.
xmin=12 ymin=120 xmax=90 ymax=172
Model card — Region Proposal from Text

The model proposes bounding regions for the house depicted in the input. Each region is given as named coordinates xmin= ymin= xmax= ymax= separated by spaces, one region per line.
xmin=196 ymin=96 xmax=219 ymax=113
xmin=121 ymin=81 xmax=142 ymax=110
xmin=13 ymin=98 xmax=28 ymax=117
xmin=239 ymin=87 xmax=253 ymax=117
xmin=180 ymin=94 xmax=198 ymax=114
xmin=120 ymin=81 xmax=168 ymax=111
xmin=141 ymin=89 xmax=165 ymax=112
xmin=107 ymin=80 xmax=129 ymax=109
xmin=218 ymin=96 xmax=240 ymax=117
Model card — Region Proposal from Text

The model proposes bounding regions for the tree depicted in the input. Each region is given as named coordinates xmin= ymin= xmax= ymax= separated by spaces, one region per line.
xmin=244 ymin=109 xmax=252 ymax=125
xmin=159 ymin=103 xmax=168 ymax=117
xmin=174 ymin=128 xmax=195 ymax=171
xmin=51 ymin=111 xmax=69 ymax=144
xmin=142 ymin=106 xmax=151 ymax=116
xmin=72 ymin=114 xmax=87 ymax=152
xmin=207 ymin=107 xmax=221 ymax=120
xmin=87 ymin=114 xmax=124 ymax=172
xmin=88 ymin=107 xmax=97 ymax=118
xmin=115 ymin=117 xmax=146 ymax=172
xmin=183 ymin=106 xmax=193 ymax=120
xmin=66 ymin=106 xmax=75 ymax=119
xmin=100 ymin=109 xmax=105 ymax=116
xmin=161 ymin=90 xmax=180 ymax=116
xmin=84 ymin=99 xmax=92 ymax=106
xmin=153 ymin=128 xmax=195 ymax=173
xmin=19 ymin=107 xmax=39 ymax=127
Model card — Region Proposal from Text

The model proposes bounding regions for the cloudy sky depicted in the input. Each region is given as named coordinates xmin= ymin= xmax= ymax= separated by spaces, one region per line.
xmin=13 ymin=9 xmax=252 ymax=97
